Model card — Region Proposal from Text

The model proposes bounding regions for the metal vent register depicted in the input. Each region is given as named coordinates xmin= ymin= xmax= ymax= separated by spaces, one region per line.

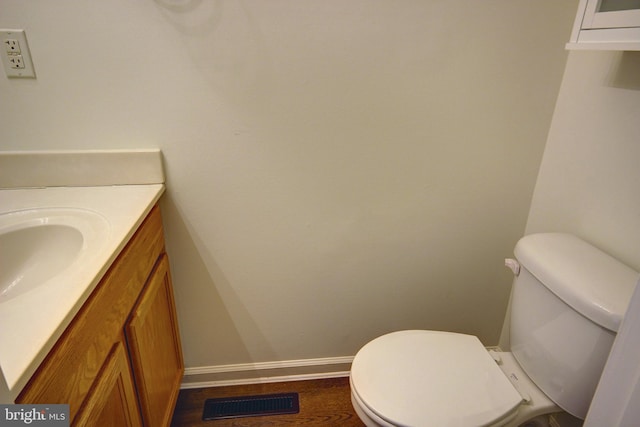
xmin=202 ymin=393 xmax=300 ymax=420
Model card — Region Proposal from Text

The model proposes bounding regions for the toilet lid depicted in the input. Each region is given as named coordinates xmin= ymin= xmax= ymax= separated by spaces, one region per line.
xmin=350 ymin=330 xmax=523 ymax=427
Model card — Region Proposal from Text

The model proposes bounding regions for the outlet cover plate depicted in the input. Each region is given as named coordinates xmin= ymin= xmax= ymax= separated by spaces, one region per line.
xmin=1 ymin=29 xmax=36 ymax=78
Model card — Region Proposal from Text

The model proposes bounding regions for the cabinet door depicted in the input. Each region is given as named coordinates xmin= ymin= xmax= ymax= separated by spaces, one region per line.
xmin=73 ymin=341 xmax=142 ymax=427
xmin=583 ymin=0 xmax=640 ymax=29
xmin=126 ymin=254 xmax=184 ymax=427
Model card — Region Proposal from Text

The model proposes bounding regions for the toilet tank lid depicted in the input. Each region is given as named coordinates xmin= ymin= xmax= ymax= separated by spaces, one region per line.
xmin=514 ymin=233 xmax=639 ymax=332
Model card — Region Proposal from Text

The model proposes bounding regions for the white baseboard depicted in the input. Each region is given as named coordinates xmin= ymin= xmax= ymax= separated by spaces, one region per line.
xmin=181 ymin=347 xmax=503 ymax=389
xmin=181 ymin=356 xmax=354 ymax=389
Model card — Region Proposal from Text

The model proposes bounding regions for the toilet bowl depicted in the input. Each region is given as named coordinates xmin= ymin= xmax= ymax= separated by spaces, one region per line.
xmin=350 ymin=233 xmax=639 ymax=427
xmin=350 ymin=331 xmax=559 ymax=427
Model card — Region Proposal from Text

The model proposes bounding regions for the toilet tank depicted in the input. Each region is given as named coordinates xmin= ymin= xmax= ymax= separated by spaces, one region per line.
xmin=509 ymin=233 xmax=638 ymax=420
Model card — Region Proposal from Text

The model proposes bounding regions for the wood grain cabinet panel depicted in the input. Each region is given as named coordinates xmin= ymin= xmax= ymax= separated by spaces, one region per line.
xmin=73 ymin=341 xmax=142 ymax=427
xmin=16 ymin=205 xmax=184 ymax=427
xmin=127 ymin=254 xmax=184 ymax=427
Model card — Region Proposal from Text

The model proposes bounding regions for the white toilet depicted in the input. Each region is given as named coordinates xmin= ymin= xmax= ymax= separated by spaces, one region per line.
xmin=350 ymin=233 xmax=639 ymax=427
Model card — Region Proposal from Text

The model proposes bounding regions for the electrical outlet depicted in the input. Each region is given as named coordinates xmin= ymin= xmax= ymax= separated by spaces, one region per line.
xmin=4 ymin=39 xmax=20 ymax=53
xmin=1 ymin=29 xmax=35 ymax=78
xmin=8 ymin=55 xmax=25 ymax=69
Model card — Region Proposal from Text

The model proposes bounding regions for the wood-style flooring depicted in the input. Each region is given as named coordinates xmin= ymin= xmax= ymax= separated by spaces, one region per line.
xmin=170 ymin=377 xmax=366 ymax=427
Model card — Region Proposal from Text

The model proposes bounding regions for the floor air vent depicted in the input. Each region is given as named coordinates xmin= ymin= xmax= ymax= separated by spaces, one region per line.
xmin=202 ymin=392 xmax=300 ymax=420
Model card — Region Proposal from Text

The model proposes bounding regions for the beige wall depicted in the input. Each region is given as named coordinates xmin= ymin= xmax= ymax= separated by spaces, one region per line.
xmin=0 ymin=1 xmax=576 ymax=373
xmin=526 ymin=50 xmax=640 ymax=272
xmin=500 ymin=50 xmax=640 ymax=351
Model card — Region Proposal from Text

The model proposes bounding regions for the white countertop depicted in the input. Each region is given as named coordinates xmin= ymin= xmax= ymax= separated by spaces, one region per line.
xmin=0 ymin=184 xmax=164 ymax=398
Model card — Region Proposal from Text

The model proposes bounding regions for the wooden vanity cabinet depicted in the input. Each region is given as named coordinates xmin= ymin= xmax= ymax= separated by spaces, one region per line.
xmin=16 ymin=204 xmax=184 ymax=427
xmin=73 ymin=341 xmax=142 ymax=427
xmin=127 ymin=254 xmax=183 ymax=427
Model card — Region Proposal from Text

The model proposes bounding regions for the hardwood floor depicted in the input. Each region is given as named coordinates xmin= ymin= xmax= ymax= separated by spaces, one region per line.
xmin=170 ymin=377 xmax=366 ymax=426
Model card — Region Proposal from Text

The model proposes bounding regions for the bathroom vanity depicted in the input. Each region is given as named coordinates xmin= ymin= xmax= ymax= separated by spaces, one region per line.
xmin=0 ymin=150 xmax=182 ymax=426
xmin=15 ymin=204 xmax=183 ymax=426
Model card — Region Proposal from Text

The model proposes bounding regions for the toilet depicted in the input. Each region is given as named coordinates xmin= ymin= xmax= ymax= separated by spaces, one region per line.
xmin=350 ymin=233 xmax=639 ymax=427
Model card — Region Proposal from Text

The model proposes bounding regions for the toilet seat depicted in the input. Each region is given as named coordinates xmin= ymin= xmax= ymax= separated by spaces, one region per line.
xmin=350 ymin=330 xmax=524 ymax=427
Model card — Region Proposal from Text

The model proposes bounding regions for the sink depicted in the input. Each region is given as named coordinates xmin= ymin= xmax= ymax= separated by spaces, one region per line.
xmin=0 ymin=208 xmax=109 ymax=303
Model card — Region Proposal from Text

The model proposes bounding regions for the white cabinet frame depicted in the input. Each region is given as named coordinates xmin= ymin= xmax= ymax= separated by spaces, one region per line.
xmin=568 ymin=0 xmax=640 ymax=50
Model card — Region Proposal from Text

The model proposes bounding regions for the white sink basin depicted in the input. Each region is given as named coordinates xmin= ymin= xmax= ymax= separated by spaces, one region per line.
xmin=0 ymin=183 xmax=164 ymax=400
xmin=0 ymin=208 xmax=109 ymax=303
